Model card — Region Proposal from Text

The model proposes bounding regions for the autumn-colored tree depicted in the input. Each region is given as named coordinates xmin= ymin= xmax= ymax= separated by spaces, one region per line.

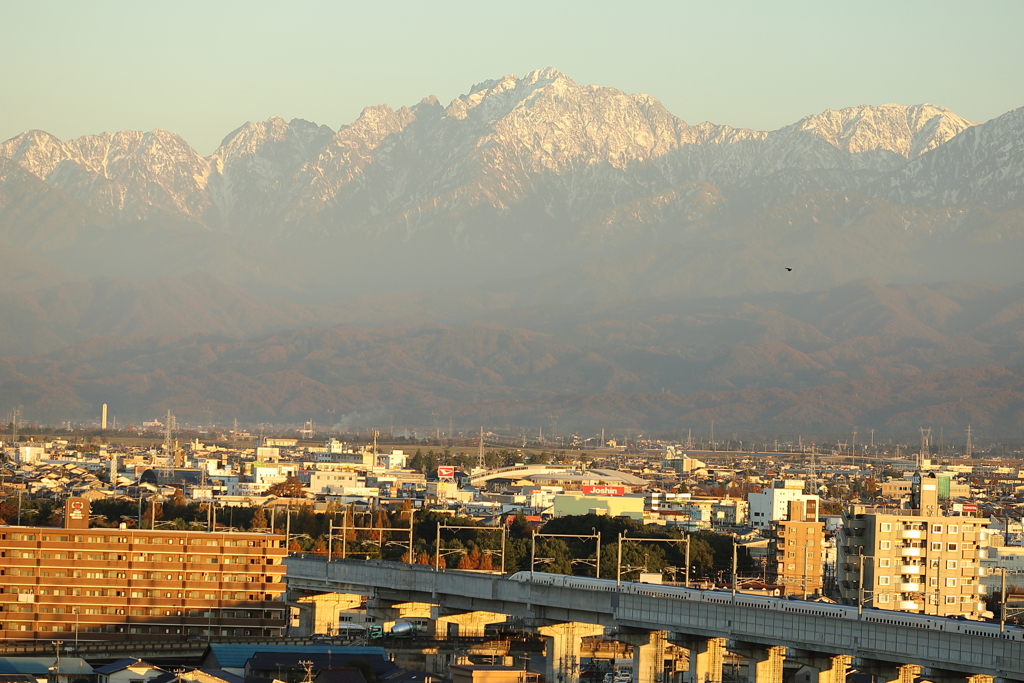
xmin=142 ymin=500 xmax=163 ymax=528
xmin=415 ymin=552 xmax=432 ymax=565
xmin=250 ymin=507 xmax=268 ymax=530
xmin=312 ymin=537 xmax=327 ymax=555
xmin=458 ymin=547 xmax=483 ymax=570
xmin=343 ymin=508 xmax=357 ymax=541
xmin=288 ymin=539 xmax=302 ymax=552
xmin=267 ymin=476 xmax=306 ymax=498
xmin=332 ymin=541 xmax=345 ymax=558
xmin=479 ymin=551 xmax=493 ymax=571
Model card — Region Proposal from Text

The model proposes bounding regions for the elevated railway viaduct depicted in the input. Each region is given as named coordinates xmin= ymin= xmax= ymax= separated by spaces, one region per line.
xmin=286 ymin=557 xmax=1023 ymax=683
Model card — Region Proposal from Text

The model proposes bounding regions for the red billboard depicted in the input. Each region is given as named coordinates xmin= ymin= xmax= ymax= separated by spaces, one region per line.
xmin=437 ymin=466 xmax=455 ymax=479
xmin=583 ymin=485 xmax=625 ymax=496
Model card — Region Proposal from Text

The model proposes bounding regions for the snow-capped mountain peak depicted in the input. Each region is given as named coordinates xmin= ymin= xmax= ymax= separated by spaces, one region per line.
xmin=786 ymin=103 xmax=977 ymax=158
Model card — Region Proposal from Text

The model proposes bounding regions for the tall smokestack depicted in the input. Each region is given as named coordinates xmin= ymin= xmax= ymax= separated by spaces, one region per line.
xmin=101 ymin=403 xmax=108 ymax=430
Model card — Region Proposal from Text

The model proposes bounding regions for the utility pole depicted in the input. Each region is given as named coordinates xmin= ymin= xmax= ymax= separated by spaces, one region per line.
xmin=51 ymin=640 xmax=63 ymax=680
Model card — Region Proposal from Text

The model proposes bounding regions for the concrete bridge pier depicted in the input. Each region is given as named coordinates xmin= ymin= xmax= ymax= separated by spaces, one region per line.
xmin=924 ymin=671 xmax=995 ymax=683
xmin=672 ymin=636 xmax=726 ymax=683
xmin=856 ymin=660 xmax=921 ymax=683
xmin=732 ymin=642 xmax=785 ymax=683
xmin=790 ymin=652 xmax=851 ymax=683
xmin=431 ymin=606 xmax=507 ymax=638
xmin=618 ymin=628 xmax=669 ymax=683
xmin=535 ymin=622 xmax=605 ymax=683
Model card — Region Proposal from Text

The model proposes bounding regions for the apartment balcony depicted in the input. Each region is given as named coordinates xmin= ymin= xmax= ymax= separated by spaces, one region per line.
xmin=900 ymin=565 xmax=922 ymax=575
xmin=899 ymin=600 xmax=921 ymax=610
xmin=899 ymin=582 xmax=922 ymax=592
xmin=901 ymin=548 xmax=922 ymax=557
xmin=901 ymin=530 xmax=923 ymax=540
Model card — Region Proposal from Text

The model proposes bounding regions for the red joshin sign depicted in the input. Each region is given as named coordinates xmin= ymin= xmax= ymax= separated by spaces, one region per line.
xmin=582 ymin=485 xmax=624 ymax=496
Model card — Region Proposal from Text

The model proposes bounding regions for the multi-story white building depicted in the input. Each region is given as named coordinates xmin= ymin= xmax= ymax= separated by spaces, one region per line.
xmin=836 ymin=473 xmax=991 ymax=618
xmin=748 ymin=480 xmax=819 ymax=529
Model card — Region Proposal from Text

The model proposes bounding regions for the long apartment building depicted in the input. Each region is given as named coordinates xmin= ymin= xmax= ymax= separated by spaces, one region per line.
xmin=836 ymin=473 xmax=991 ymax=618
xmin=0 ymin=497 xmax=286 ymax=641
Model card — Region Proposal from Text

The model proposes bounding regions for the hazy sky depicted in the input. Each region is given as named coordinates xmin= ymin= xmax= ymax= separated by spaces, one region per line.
xmin=3 ymin=0 xmax=1022 ymax=155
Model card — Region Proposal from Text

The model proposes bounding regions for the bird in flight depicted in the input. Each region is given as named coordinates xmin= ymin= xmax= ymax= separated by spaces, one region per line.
xmin=784 ymin=267 xmax=793 ymax=271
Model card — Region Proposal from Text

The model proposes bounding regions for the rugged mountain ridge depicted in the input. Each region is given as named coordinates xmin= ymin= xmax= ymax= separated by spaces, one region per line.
xmin=0 ymin=70 xmax=998 ymax=234
xmin=0 ymin=69 xmax=1021 ymax=300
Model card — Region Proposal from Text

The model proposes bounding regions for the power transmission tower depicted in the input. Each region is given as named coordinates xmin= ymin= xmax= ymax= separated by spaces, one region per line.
xmin=478 ymin=426 xmax=485 ymax=469
xmin=965 ymin=425 xmax=973 ymax=459
xmin=164 ymin=410 xmax=175 ymax=455
xmin=918 ymin=427 xmax=931 ymax=470
xmin=11 ymin=407 xmax=20 ymax=443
